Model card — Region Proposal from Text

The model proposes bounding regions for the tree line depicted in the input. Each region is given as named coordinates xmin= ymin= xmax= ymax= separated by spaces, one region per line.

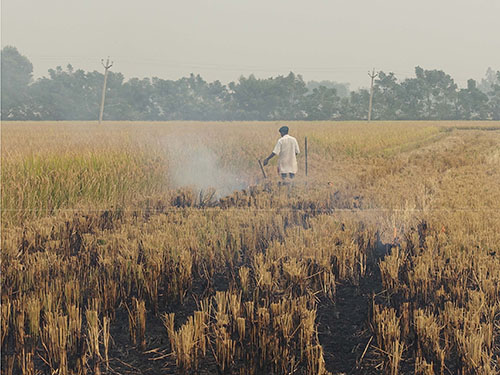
xmin=2 ymin=46 xmax=499 ymax=121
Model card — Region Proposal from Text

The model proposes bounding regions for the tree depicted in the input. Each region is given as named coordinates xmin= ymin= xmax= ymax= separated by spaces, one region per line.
xmin=372 ymin=72 xmax=402 ymax=120
xmin=339 ymin=89 xmax=370 ymax=120
xmin=456 ymin=79 xmax=489 ymax=120
xmin=228 ymin=72 xmax=308 ymax=120
xmin=151 ymin=74 xmax=230 ymax=121
xmin=414 ymin=67 xmax=458 ymax=120
xmin=478 ymin=67 xmax=497 ymax=94
xmin=228 ymin=74 xmax=279 ymax=120
xmin=2 ymin=45 xmax=495 ymax=121
xmin=398 ymin=76 xmax=426 ymax=120
xmin=269 ymin=73 xmax=308 ymax=120
xmin=306 ymin=80 xmax=350 ymax=98
xmin=302 ymin=86 xmax=341 ymax=120
xmin=1 ymin=46 xmax=34 ymax=119
xmin=487 ymin=71 xmax=500 ymax=120
xmin=181 ymin=74 xmax=230 ymax=120
xmin=111 ymin=77 xmax=155 ymax=120
xmin=29 ymin=66 xmax=124 ymax=120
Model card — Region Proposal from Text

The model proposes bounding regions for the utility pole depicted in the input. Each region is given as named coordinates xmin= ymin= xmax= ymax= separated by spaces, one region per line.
xmin=99 ymin=57 xmax=113 ymax=124
xmin=367 ymin=68 xmax=378 ymax=122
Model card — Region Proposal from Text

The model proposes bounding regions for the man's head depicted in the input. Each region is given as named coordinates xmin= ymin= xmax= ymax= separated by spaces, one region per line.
xmin=279 ymin=126 xmax=289 ymax=136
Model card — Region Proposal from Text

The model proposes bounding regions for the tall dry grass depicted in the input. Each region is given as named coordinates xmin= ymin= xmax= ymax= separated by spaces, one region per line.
xmin=1 ymin=121 xmax=452 ymax=224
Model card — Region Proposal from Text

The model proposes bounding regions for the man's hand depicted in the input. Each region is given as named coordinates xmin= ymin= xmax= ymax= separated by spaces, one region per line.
xmin=263 ymin=152 xmax=275 ymax=166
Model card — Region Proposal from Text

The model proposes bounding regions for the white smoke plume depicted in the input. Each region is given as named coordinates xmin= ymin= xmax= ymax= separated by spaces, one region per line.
xmin=162 ymin=135 xmax=248 ymax=198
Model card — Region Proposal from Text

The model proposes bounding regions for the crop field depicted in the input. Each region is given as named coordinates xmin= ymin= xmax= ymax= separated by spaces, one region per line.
xmin=1 ymin=121 xmax=500 ymax=375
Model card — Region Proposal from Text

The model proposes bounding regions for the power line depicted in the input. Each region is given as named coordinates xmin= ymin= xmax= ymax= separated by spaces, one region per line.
xmin=28 ymin=54 xmax=416 ymax=75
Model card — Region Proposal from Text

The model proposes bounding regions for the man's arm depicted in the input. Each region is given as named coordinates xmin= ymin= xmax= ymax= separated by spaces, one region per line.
xmin=262 ymin=152 xmax=276 ymax=166
xmin=264 ymin=139 xmax=281 ymax=165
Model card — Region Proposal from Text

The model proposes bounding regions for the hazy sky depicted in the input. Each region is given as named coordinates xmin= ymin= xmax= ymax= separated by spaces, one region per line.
xmin=2 ymin=0 xmax=499 ymax=89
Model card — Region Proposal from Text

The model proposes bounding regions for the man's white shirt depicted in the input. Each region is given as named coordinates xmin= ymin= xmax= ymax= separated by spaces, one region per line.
xmin=272 ymin=134 xmax=300 ymax=174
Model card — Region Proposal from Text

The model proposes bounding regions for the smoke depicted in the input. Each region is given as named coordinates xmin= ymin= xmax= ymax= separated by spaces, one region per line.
xmin=163 ymin=135 xmax=248 ymax=198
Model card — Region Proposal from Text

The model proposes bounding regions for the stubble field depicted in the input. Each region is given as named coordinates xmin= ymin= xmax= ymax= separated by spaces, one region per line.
xmin=1 ymin=121 xmax=499 ymax=375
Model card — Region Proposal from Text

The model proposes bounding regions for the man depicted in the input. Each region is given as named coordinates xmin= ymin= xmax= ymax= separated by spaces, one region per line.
xmin=263 ymin=126 xmax=300 ymax=180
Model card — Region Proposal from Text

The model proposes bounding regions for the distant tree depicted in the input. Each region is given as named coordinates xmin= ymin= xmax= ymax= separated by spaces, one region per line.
xmin=182 ymin=74 xmax=230 ymax=120
xmin=400 ymin=67 xmax=458 ymax=120
xmin=302 ymin=86 xmax=341 ymax=120
xmin=306 ymin=80 xmax=350 ymax=98
xmin=150 ymin=77 xmax=188 ymax=120
xmin=372 ymin=72 xmax=402 ymax=120
xmin=29 ymin=66 xmax=124 ymax=120
xmin=271 ymin=73 xmax=308 ymax=120
xmin=2 ymin=46 xmax=496 ymax=121
xmin=487 ymin=71 xmax=500 ymax=120
xmin=228 ymin=74 xmax=268 ymax=120
xmin=477 ymin=67 xmax=498 ymax=94
xmin=228 ymin=73 xmax=307 ymax=120
xmin=151 ymin=74 xmax=230 ymax=121
xmin=176 ymin=74 xmax=210 ymax=120
xmin=202 ymin=79 xmax=231 ymax=120
xmin=398 ymin=75 xmax=426 ymax=120
xmin=456 ymin=79 xmax=489 ymax=120
xmin=1 ymin=46 xmax=34 ymax=119
xmin=339 ymin=89 xmax=370 ymax=120
xmin=110 ymin=77 xmax=155 ymax=120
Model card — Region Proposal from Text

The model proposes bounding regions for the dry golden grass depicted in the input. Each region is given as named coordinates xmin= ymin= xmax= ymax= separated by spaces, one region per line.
xmin=1 ymin=120 xmax=499 ymax=374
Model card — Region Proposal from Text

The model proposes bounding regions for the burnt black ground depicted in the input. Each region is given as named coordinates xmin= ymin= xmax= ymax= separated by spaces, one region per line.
xmin=73 ymin=189 xmax=391 ymax=375
xmin=317 ymin=242 xmax=387 ymax=375
xmin=104 ymin=242 xmax=389 ymax=375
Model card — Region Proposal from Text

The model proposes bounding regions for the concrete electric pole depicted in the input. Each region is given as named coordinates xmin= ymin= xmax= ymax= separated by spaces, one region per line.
xmin=99 ymin=57 xmax=113 ymax=124
xmin=367 ymin=69 xmax=378 ymax=122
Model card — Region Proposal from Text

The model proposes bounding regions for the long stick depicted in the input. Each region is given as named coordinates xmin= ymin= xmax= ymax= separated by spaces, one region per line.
xmin=258 ymin=159 xmax=267 ymax=179
xmin=305 ymin=136 xmax=308 ymax=177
